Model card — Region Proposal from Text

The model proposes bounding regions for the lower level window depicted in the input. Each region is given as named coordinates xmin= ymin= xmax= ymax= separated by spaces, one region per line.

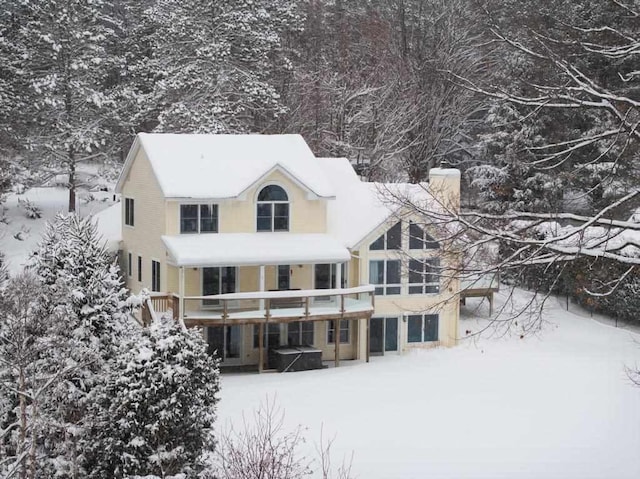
xmin=288 ymin=321 xmax=314 ymax=345
xmin=407 ymin=314 xmax=439 ymax=343
xmin=253 ymin=323 xmax=281 ymax=348
xmin=328 ymin=320 xmax=349 ymax=343
xmin=151 ymin=260 xmax=160 ymax=292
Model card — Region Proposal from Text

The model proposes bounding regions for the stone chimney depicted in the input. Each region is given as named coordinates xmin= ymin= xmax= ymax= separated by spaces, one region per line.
xmin=428 ymin=168 xmax=461 ymax=212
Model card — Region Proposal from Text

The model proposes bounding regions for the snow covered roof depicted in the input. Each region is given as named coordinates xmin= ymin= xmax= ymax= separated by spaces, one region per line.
xmin=92 ymin=203 xmax=122 ymax=253
xmin=316 ymin=158 xmax=432 ymax=248
xmin=116 ymin=133 xmax=335 ymax=199
xmin=162 ymin=233 xmax=350 ymax=267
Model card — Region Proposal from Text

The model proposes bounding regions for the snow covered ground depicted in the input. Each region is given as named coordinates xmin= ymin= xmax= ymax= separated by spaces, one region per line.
xmin=218 ymin=292 xmax=640 ymax=479
xmin=2 ymin=181 xmax=639 ymax=478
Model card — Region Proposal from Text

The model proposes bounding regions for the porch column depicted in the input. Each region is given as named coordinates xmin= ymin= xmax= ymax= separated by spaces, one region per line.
xmin=258 ymin=265 xmax=265 ymax=310
xmin=178 ymin=266 xmax=185 ymax=323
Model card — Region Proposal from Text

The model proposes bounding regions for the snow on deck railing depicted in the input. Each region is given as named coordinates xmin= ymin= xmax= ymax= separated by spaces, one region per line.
xmin=184 ymin=284 xmax=375 ymax=302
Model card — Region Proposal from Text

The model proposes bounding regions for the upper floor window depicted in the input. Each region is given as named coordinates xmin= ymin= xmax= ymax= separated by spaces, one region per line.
xmin=125 ymin=198 xmax=134 ymax=227
xmin=409 ymin=258 xmax=440 ymax=294
xmin=180 ymin=204 xmax=218 ymax=234
xmin=409 ymin=221 xmax=439 ymax=249
xmin=370 ymin=221 xmax=401 ymax=250
xmin=369 ymin=259 xmax=400 ymax=295
xmin=257 ymin=185 xmax=289 ymax=232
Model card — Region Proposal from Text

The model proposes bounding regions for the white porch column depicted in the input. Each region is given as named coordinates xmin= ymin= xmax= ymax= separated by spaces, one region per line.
xmin=259 ymin=265 xmax=266 ymax=310
xmin=178 ymin=266 xmax=185 ymax=322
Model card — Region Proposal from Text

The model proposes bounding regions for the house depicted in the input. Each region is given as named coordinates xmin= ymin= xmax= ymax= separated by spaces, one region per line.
xmin=115 ymin=133 xmax=462 ymax=370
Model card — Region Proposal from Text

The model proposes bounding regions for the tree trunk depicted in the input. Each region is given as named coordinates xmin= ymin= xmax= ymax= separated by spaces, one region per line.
xmin=68 ymin=147 xmax=76 ymax=213
xmin=18 ymin=368 xmax=26 ymax=479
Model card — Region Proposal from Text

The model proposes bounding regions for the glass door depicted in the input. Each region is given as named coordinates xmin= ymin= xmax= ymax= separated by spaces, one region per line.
xmin=369 ymin=317 xmax=398 ymax=355
xmin=207 ymin=325 xmax=243 ymax=365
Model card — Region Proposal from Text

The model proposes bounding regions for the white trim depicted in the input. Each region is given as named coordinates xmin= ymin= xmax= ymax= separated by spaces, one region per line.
xmin=254 ymin=182 xmax=291 ymax=233
xmin=237 ymin=163 xmax=331 ymax=201
xmin=178 ymin=202 xmax=219 ymax=234
xmin=115 ymin=135 xmax=142 ymax=193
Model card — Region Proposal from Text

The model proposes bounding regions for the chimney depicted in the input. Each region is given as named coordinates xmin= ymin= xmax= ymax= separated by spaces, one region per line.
xmin=428 ymin=168 xmax=461 ymax=212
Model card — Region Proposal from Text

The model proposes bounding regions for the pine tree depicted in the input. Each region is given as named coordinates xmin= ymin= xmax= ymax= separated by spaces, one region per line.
xmin=0 ymin=0 xmax=123 ymax=212
xmin=138 ymin=0 xmax=303 ymax=133
xmin=30 ymin=214 xmax=133 ymax=478
xmin=87 ymin=316 xmax=220 ymax=479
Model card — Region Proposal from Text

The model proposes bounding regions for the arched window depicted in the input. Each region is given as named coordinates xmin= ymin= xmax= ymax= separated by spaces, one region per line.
xmin=257 ymin=185 xmax=289 ymax=231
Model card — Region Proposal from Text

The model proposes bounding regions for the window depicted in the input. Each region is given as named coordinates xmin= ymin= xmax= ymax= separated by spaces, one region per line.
xmin=137 ymin=256 xmax=142 ymax=282
xmin=409 ymin=258 xmax=440 ymax=294
xmin=408 ymin=314 xmax=439 ymax=342
xmin=253 ymin=323 xmax=281 ymax=348
xmin=180 ymin=204 xmax=218 ymax=233
xmin=203 ymin=267 xmax=236 ymax=306
xmin=127 ymin=253 xmax=132 ymax=277
xmin=369 ymin=260 xmax=401 ymax=295
xmin=409 ymin=221 xmax=439 ymax=249
xmin=370 ymin=221 xmax=401 ymax=250
xmin=288 ymin=321 xmax=314 ymax=345
xmin=277 ymin=265 xmax=290 ymax=290
xmin=125 ymin=198 xmax=134 ymax=227
xmin=328 ymin=320 xmax=349 ymax=343
xmin=257 ymin=185 xmax=289 ymax=232
xmin=151 ymin=260 xmax=160 ymax=292
xmin=314 ymin=263 xmax=347 ymax=289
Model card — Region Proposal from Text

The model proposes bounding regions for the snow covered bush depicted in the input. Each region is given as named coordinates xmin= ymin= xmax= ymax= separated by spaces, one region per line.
xmin=17 ymin=197 xmax=41 ymax=219
xmin=86 ymin=316 xmax=220 ymax=479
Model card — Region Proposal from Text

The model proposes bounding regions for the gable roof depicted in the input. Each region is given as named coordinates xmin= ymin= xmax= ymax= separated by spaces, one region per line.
xmin=116 ymin=133 xmax=335 ymax=199
xmin=316 ymin=157 xmax=431 ymax=249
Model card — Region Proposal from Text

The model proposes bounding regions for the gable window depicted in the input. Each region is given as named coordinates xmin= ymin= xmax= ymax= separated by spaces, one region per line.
xmin=409 ymin=221 xmax=439 ymax=249
xmin=369 ymin=259 xmax=401 ymax=295
xmin=151 ymin=260 xmax=160 ymax=292
xmin=257 ymin=185 xmax=289 ymax=232
xmin=409 ymin=258 xmax=440 ymax=294
xmin=328 ymin=320 xmax=349 ymax=343
xmin=203 ymin=267 xmax=236 ymax=306
xmin=288 ymin=321 xmax=314 ymax=345
xmin=408 ymin=314 xmax=439 ymax=343
xmin=137 ymin=256 xmax=142 ymax=282
xmin=370 ymin=221 xmax=401 ymax=250
xmin=180 ymin=204 xmax=218 ymax=233
xmin=125 ymin=198 xmax=134 ymax=227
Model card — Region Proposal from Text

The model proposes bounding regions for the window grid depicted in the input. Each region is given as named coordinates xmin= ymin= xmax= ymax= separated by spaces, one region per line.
xmin=125 ymin=198 xmax=134 ymax=227
xmin=180 ymin=204 xmax=218 ymax=234
xmin=409 ymin=221 xmax=439 ymax=250
xmin=288 ymin=321 xmax=314 ymax=345
xmin=408 ymin=258 xmax=440 ymax=294
xmin=369 ymin=221 xmax=401 ymax=251
xmin=257 ymin=185 xmax=289 ymax=232
xmin=369 ymin=259 xmax=401 ymax=295
xmin=407 ymin=314 xmax=439 ymax=343
xmin=327 ymin=320 xmax=349 ymax=344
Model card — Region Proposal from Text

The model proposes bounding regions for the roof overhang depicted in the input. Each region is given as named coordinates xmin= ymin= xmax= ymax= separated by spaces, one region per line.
xmin=162 ymin=233 xmax=350 ymax=268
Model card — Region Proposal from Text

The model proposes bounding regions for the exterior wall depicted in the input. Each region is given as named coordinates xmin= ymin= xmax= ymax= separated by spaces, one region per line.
xmin=356 ymin=217 xmax=460 ymax=349
xmin=120 ymin=149 xmax=168 ymax=295
xmin=165 ymin=168 xmax=327 ymax=235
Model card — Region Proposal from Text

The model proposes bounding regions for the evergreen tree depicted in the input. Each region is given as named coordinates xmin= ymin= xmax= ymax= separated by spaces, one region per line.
xmin=87 ymin=316 xmax=220 ymax=478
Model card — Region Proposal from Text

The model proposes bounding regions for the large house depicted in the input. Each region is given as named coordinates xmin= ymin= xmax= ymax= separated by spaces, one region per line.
xmin=115 ymin=133 xmax=462 ymax=370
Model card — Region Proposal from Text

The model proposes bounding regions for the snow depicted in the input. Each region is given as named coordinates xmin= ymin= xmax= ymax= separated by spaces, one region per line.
xmin=0 ymin=186 xmax=116 ymax=274
xmin=217 ymin=290 xmax=640 ymax=479
xmin=161 ymin=232 xmax=350 ymax=267
xmin=429 ymin=167 xmax=461 ymax=178
xmin=118 ymin=133 xmax=336 ymax=199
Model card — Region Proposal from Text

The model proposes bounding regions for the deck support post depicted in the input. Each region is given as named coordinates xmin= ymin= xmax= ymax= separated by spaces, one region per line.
xmin=178 ymin=267 xmax=185 ymax=323
xmin=258 ymin=322 xmax=264 ymax=373
xmin=365 ymin=314 xmax=371 ymax=363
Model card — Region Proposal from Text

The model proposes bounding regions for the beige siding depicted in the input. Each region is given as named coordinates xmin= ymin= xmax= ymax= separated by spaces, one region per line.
xmin=120 ymin=149 xmax=167 ymax=294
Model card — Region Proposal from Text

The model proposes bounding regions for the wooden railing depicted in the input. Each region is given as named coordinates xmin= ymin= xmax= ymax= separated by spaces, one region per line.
xmin=141 ymin=292 xmax=180 ymax=325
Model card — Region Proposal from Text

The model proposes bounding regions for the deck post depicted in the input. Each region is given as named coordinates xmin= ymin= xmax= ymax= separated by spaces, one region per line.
xmin=258 ymin=322 xmax=264 ymax=373
xmin=365 ymin=314 xmax=371 ymax=363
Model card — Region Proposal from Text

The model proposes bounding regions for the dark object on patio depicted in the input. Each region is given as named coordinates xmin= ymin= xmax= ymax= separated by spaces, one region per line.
xmin=269 ymin=346 xmax=323 ymax=372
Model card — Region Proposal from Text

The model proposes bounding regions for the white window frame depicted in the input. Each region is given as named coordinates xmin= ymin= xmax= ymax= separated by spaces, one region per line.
xmin=179 ymin=203 xmax=218 ymax=234
xmin=407 ymin=314 xmax=439 ymax=343
xmin=369 ymin=221 xmax=402 ymax=251
xmin=409 ymin=221 xmax=439 ymax=250
xmin=287 ymin=321 xmax=314 ymax=345
xmin=408 ymin=258 xmax=440 ymax=295
xmin=369 ymin=259 xmax=401 ymax=296
xmin=151 ymin=260 xmax=161 ymax=292
xmin=201 ymin=266 xmax=239 ymax=308
xmin=256 ymin=183 xmax=290 ymax=232
xmin=124 ymin=197 xmax=134 ymax=227
xmin=327 ymin=319 xmax=350 ymax=344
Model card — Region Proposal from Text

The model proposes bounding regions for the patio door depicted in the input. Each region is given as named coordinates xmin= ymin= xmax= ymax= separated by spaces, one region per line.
xmin=207 ymin=325 xmax=242 ymax=365
xmin=370 ymin=316 xmax=398 ymax=355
